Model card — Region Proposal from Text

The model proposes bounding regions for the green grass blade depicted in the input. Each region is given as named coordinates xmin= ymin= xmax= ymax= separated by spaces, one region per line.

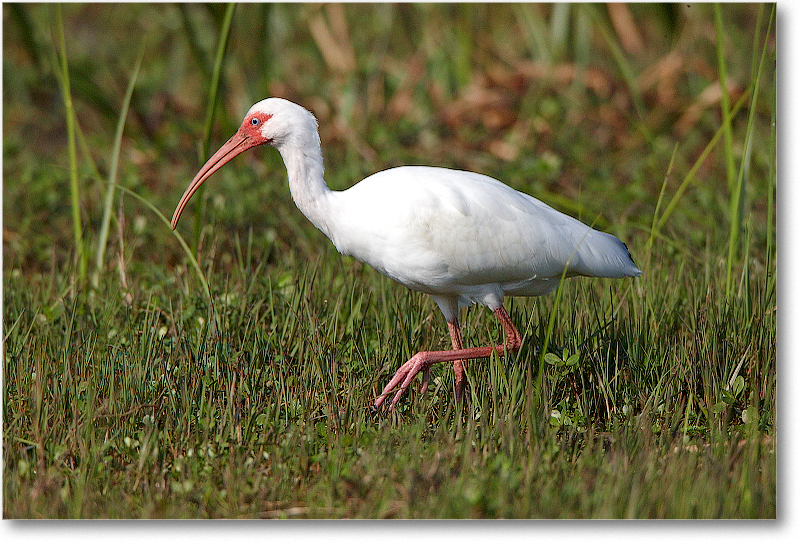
xmin=549 ymin=3 xmax=570 ymax=60
xmin=713 ymin=3 xmax=737 ymax=299
xmin=178 ymin=4 xmax=211 ymax=81
xmin=192 ymin=2 xmax=236 ymax=253
xmin=55 ymin=5 xmax=86 ymax=282
xmin=585 ymin=4 xmax=646 ymax=121
xmin=202 ymin=3 xmax=236 ymax=159
xmin=73 ymin=119 xmax=102 ymax=181
xmin=714 ymin=4 xmax=737 ymax=194
xmin=514 ymin=4 xmax=552 ymax=63
xmin=110 ymin=183 xmax=211 ymax=300
xmin=536 ymin=216 xmax=607 ymax=410
xmin=654 ymin=90 xmax=750 ymax=235
xmin=536 ymin=265 xmax=569 ymax=412
xmin=91 ymin=43 xmax=145 ymax=290
xmin=645 ymin=143 xmax=679 ymax=268
xmin=724 ymin=5 xmax=774 ymax=299
xmin=766 ymin=55 xmax=776 ymax=276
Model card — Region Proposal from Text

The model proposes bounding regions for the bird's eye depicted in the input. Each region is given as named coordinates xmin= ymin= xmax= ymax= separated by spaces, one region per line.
xmin=251 ymin=118 xmax=259 ymax=126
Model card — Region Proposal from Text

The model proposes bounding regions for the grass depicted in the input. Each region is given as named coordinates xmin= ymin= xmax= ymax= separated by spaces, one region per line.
xmin=2 ymin=3 xmax=776 ymax=519
xmin=53 ymin=5 xmax=85 ymax=282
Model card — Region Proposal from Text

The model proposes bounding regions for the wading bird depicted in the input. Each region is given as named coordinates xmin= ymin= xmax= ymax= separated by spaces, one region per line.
xmin=171 ymin=98 xmax=641 ymax=411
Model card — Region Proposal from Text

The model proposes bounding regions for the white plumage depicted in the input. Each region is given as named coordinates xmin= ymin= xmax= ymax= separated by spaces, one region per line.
xmin=172 ymin=97 xmax=641 ymax=411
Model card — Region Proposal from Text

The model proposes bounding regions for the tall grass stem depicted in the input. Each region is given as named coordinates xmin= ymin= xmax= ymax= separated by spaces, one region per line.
xmin=112 ymin=183 xmax=211 ymax=300
xmin=724 ymin=5 xmax=774 ymax=298
xmin=192 ymin=2 xmax=236 ymax=253
xmin=713 ymin=4 xmax=737 ymax=195
xmin=654 ymin=91 xmax=749 ymax=236
xmin=91 ymin=44 xmax=145 ymax=290
xmin=55 ymin=6 xmax=86 ymax=282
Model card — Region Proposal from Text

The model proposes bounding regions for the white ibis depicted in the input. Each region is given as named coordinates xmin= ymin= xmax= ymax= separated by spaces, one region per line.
xmin=171 ymin=98 xmax=641 ymax=411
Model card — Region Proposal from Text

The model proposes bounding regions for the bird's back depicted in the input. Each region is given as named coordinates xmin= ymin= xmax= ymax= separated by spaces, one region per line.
xmin=324 ymin=166 xmax=640 ymax=307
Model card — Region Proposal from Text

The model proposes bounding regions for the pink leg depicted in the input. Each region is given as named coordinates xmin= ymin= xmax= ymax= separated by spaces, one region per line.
xmin=374 ymin=306 xmax=522 ymax=411
xmin=447 ymin=321 xmax=466 ymax=403
xmin=420 ymin=320 xmax=464 ymax=397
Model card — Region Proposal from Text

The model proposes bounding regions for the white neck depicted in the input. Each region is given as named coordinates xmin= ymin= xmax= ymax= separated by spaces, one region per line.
xmin=275 ymin=131 xmax=337 ymax=241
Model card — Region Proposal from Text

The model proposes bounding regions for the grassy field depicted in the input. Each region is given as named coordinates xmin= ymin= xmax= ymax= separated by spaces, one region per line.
xmin=3 ymin=3 xmax=776 ymax=519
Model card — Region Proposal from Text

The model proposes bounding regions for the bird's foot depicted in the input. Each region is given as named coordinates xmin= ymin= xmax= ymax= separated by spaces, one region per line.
xmin=374 ymin=353 xmax=431 ymax=411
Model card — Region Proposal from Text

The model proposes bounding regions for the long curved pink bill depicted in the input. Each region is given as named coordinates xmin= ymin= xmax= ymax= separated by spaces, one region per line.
xmin=171 ymin=131 xmax=256 ymax=230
